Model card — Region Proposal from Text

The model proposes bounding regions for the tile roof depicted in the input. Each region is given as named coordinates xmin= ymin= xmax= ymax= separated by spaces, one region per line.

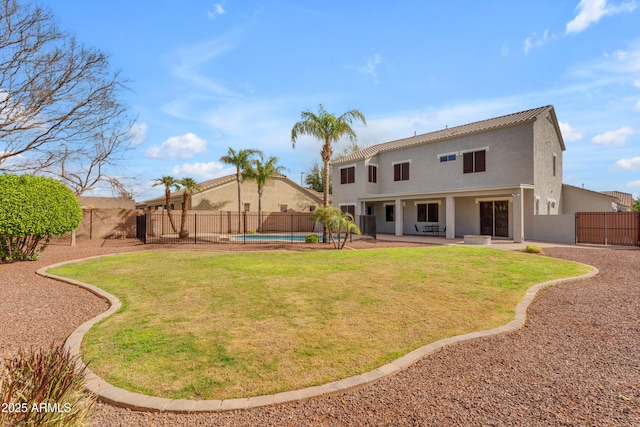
xmin=139 ymin=173 xmax=323 ymax=205
xmin=602 ymin=191 xmax=633 ymax=209
xmin=334 ymin=105 xmax=561 ymax=164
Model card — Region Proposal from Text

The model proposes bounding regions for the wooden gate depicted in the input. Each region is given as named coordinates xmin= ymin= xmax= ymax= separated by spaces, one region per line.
xmin=576 ymin=212 xmax=639 ymax=246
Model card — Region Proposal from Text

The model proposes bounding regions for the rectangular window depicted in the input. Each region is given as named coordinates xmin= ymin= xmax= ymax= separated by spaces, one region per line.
xmin=368 ymin=165 xmax=377 ymax=183
xmin=244 ymin=203 xmax=250 ymax=212
xmin=417 ymin=203 xmax=438 ymax=222
xmin=341 ymin=205 xmax=355 ymax=217
xmin=280 ymin=204 xmax=287 ymax=212
xmin=417 ymin=204 xmax=427 ymax=222
xmin=385 ymin=205 xmax=394 ymax=222
xmin=439 ymin=154 xmax=456 ymax=162
xmin=393 ymin=162 xmax=410 ymax=181
xmin=552 ymin=154 xmax=557 ymax=177
xmin=428 ymin=203 xmax=439 ymax=222
xmin=340 ymin=166 xmax=355 ymax=184
xmin=463 ymin=150 xmax=486 ymax=173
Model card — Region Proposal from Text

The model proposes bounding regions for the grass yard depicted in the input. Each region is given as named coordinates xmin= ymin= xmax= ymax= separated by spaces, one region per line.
xmin=47 ymin=246 xmax=591 ymax=400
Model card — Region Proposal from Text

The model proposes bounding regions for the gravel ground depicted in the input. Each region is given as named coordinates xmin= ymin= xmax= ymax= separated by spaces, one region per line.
xmin=1 ymin=238 xmax=639 ymax=426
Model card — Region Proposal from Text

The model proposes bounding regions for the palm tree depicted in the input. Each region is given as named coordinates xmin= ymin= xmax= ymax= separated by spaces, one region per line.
xmin=291 ymin=104 xmax=366 ymax=208
xmin=152 ymin=175 xmax=180 ymax=233
xmin=292 ymin=104 xmax=366 ymax=243
xmin=335 ymin=212 xmax=362 ymax=250
xmin=311 ymin=206 xmax=361 ymax=249
xmin=219 ymin=147 xmax=262 ymax=232
xmin=176 ymin=177 xmax=201 ymax=238
xmin=244 ymin=154 xmax=287 ymax=232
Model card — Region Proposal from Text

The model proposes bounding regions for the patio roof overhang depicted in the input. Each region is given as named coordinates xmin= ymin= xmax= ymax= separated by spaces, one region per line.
xmin=356 ymin=184 xmax=536 ymax=203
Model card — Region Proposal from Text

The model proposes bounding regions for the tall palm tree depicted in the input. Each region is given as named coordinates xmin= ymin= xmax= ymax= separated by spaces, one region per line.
xmin=152 ymin=175 xmax=180 ymax=233
xmin=177 ymin=177 xmax=201 ymax=238
xmin=291 ymin=104 xmax=366 ymax=209
xmin=244 ymin=154 xmax=287 ymax=232
xmin=220 ymin=147 xmax=262 ymax=232
xmin=292 ymin=104 xmax=366 ymax=243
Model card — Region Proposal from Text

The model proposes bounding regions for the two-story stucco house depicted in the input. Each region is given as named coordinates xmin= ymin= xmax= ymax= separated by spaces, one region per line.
xmin=331 ymin=105 xmax=614 ymax=243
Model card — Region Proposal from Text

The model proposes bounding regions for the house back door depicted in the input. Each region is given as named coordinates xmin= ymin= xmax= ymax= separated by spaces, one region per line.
xmin=479 ymin=201 xmax=509 ymax=237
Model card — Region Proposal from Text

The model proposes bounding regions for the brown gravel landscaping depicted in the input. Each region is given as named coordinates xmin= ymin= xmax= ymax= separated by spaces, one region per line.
xmin=1 ymin=237 xmax=638 ymax=426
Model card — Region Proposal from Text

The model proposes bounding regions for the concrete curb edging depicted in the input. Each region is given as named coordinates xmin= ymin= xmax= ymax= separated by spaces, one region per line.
xmin=37 ymin=256 xmax=599 ymax=413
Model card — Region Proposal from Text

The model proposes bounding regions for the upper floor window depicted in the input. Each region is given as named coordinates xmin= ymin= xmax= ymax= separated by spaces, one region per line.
xmin=463 ymin=150 xmax=486 ymax=174
xmin=439 ymin=154 xmax=456 ymax=162
xmin=340 ymin=166 xmax=355 ymax=184
xmin=552 ymin=154 xmax=557 ymax=177
xmin=393 ymin=162 xmax=410 ymax=181
xmin=368 ymin=164 xmax=377 ymax=183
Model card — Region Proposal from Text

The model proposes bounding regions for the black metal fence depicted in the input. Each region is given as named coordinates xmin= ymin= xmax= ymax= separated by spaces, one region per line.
xmin=136 ymin=212 xmax=376 ymax=244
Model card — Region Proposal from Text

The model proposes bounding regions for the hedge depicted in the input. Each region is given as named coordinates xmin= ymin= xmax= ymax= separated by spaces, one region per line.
xmin=0 ymin=174 xmax=82 ymax=262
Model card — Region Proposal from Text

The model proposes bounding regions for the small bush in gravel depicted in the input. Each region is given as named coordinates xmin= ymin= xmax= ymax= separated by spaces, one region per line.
xmin=525 ymin=245 xmax=543 ymax=254
xmin=0 ymin=174 xmax=82 ymax=263
xmin=0 ymin=343 xmax=95 ymax=427
xmin=305 ymin=234 xmax=319 ymax=243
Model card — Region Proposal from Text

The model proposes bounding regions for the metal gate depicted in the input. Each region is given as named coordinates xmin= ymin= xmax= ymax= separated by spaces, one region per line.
xmin=576 ymin=212 xmax=639 ymax=246
xmin=135 ymin=214 xmax=147 ymax=244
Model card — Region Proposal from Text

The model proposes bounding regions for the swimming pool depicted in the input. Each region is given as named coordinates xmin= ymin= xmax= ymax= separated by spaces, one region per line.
xmin=232 ymin=234 xmax=323 ymax=242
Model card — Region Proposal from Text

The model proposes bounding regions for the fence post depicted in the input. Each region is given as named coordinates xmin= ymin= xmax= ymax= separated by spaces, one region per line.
xmin=194 ymin=213 xmax=197 ymax=244
xmin=604 ymin=212 xmax=608 ymax=246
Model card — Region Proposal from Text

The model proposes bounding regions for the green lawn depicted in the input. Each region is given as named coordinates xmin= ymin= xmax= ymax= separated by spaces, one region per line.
xmin=48 ymin=246 xmax=591 ymax=400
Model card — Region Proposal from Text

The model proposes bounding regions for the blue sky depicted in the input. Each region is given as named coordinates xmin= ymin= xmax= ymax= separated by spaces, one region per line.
xmin=41 ymin=0 xmax=640 ymax=201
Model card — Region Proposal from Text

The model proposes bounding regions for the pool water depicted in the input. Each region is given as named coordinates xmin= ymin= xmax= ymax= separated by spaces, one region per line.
xmin=234 ymin=234 xmax=323 ymax=242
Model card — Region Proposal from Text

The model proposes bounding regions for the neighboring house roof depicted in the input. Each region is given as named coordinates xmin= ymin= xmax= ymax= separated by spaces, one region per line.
xmin=138 ymin=173 xmax=323 ymax=207
xmin=333 ymin=105 xmax=564 ymax=165
xmin=77 ymin=196 xmax=136 ymax=209
xmin=602 ymin=191 xmax=633 ymax=210
xmin=563 ymin=184 xmax=618 ymax=201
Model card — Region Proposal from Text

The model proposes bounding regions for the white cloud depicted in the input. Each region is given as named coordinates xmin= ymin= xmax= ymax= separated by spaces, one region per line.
xmin=359 ymin=54 xmax=382 ymax=78
xmin=207 ymin=4 xmax=225 ymax=19
xmin=634 ymin=79 xmax=640 ymax=88
xmin=145 ymin=133 xmax=208 ymax=159
xmin=566 ymin=0 xmax=637 ymax=34
xmin=592 ymin=126 xmax=637 ymax=146
xmin=523 ymin=29 xmax=555 ymax=54
xmin=627 ymin=179 xmax=640 ymax=187
xmin=559 ymin=122 xmax=585 ymax=142
xmin=171 ymin=161 xmax=234 ymax=181
xmin=635 ymin=99 xmax=640 ymax=111
xmin=615 ymin=156 xmax=640 ymax=169
xmin=129 ymin=123 xmax=148 ymax=146
xmin=501 ymin=43 xmax=509 ymax=57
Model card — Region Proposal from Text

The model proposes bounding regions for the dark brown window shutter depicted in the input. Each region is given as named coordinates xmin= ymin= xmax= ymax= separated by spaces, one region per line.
xmin=463 ymin=152 xmax=473 ymax=173
xmin=402 ymin=162 xmax=409 ymax=180
xmin=475 ymin=150 xmax=486 ymax=172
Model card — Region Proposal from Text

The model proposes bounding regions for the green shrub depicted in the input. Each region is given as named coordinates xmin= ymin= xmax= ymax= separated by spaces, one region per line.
xmin=525 ymin=245 xmax=542 ymax=254
xmin=0 ymin=174 xmax=82 ymax=263
xmin=305 ymin=234 xmax=319 ymax=243
xmin=0 ymin=344 xmax=95 ymax=426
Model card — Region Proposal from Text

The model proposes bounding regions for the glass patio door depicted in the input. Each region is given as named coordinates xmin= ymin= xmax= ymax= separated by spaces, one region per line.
xmin=479 ymin=201 xmax=509 ymax=237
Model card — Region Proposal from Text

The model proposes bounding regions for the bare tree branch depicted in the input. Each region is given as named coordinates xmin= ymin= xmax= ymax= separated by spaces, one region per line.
xmin=0 ymin=0 xmax=137 ymax=195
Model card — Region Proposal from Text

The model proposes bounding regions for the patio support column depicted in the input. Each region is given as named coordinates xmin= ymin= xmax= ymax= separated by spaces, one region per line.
xmin=445 ymin=195 xmax=455 ymax=239
xmin=513 ymin=188 xmax=524 ymax=243
xmin=395 ymin=198 xmax=403 ymax=236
